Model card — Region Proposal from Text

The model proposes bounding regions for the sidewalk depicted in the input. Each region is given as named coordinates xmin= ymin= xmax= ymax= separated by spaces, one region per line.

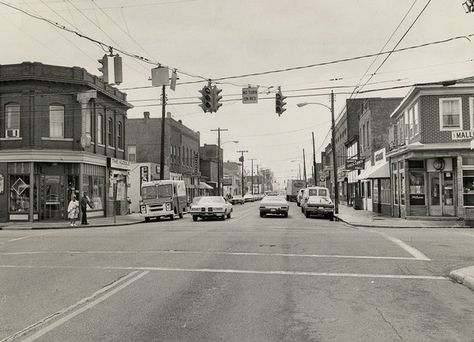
xmin=450 ymin=266 xmax=474 ymax=292
xmin=0 ymin=213 xmax=144 ymax=230
xmin=335 ymin=205 xmax=467 ymax=228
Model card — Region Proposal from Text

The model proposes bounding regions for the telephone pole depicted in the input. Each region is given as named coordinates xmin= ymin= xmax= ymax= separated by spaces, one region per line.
xmin=312 ymin=132 xmax=317 ymax=186
xmin=237 ymin=150 xmax=248 ymax=196
xmin=250 ymin=158 xmax=257 ymax=195
xmin=211 ymin=128 xmax=228 ymax=196
xmin=303 ymin=149 xmax=307 ymax=187
xmin=330 ymin=90 xmax=339 ymax=214
xmin=256 ymin=164 xmax=260 ymax=195
xmin=159 ymin=85 xmax=166 ymax=180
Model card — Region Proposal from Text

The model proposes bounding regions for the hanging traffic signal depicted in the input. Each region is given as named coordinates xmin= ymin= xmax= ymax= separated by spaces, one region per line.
xmin=113 ymin=55 xmax=123 ymax=85
xmin=199 ymin=85 xmax=212 ymax=113
xmin=275 ymin=87 xmax=286 ymax=116
xmin=98 ymin=54 xmax=109 ymax=83
xmin=211 ymin=85 xmax=223 ymax=112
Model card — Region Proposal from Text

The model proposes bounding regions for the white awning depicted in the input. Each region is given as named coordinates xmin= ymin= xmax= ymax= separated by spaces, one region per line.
xmin=357 ymin=162 xmax=389 ymax=180
xmin=198 ymin=182 xmax=213 ymax=190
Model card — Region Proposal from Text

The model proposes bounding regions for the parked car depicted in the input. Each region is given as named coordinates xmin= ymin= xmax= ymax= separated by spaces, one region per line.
xmin=296 ymin=188 xmax=305 ymax=207
xmin=189 ymin=196 xmax=233 ymax=221
xmin=301 ymin=186 xmax=334 ymax=220
xmin=259 ymin=196 xmax=289 ymax=218
xmin=229 ymin=195 xmax=245 ymax=205
xmin=243 ymin=194 xmax=254 ymax=202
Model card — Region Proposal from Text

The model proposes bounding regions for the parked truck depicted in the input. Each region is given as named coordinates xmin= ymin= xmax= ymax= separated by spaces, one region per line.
xmin=139 ymin=180 xmax=187 ymax=222
xmin=286 ymin=179 xmax=306 ymax=202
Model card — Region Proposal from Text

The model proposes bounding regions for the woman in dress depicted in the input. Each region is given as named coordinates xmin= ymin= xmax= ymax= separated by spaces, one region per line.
xmin=67 ymin=195 xmax=79 ymax=227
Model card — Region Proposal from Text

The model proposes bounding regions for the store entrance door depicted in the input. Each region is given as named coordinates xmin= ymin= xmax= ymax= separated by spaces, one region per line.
xmin=429 ymin=172 xmax=454 ymax=216
xmin=41 ymin=175 xmax=65 ymax=220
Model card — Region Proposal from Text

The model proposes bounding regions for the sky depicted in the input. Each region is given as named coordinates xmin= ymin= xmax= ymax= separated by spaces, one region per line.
xmin=1 ymin=0 xmax=473 ymax=187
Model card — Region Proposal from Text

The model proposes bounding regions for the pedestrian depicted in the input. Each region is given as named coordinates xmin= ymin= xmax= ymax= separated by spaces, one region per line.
xmin=67 ymin=195 xmax=79 ymax=227
xmin=80 ymin=192 xmax=93 ymax=225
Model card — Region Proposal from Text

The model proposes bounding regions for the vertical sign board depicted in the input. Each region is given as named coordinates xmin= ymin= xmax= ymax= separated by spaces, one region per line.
xmin=140 ymin=166 xmax=149 ymax=195
xmin=242 ymin=87 xmax=258 ymax=104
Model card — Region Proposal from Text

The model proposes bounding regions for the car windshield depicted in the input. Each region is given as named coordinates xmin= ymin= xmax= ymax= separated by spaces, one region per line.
xmin=198 ymin=197 xmax=225 ymax=204
xmin=192 ymin=197 xmax=202 ymax=205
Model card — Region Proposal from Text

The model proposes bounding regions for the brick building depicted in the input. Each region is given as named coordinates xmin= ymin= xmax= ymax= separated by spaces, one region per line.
xmin=0 ymin=62 xmax=132 ymax=222
xmin=126 ymin=112 xmax=201 ymax=200
xmin=199 ymin=144 xmax=223 ymax=195
xmin=223 ymin=161 xmax=242 ymax=196
xmin=388 ymin=77 xmax=474 ymax=220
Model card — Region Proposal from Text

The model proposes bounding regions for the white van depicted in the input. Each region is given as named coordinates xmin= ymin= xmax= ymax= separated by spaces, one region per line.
xmin=301 ymin=186 xmax=334 ymax=220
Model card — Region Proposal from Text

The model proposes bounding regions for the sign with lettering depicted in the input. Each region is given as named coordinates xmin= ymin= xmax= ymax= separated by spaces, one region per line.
xmin=346 ymin=158 xmax=365 ymax=171
xmin=140 ymin=166 xmax=149 ymax=185
xmin=107 ymin=157 xmax=131 ymax=170
xmin=452 ymin=130 xmax=474 ymax=140
xmin=242 ymin=87 xmax=258 ymax=104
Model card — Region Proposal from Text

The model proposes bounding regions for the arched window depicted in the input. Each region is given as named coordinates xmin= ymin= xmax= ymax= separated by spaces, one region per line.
xmin=5 ymin=103 xmax=20 ymax=137
xmin=49 ymin=105 xmax=64 ymax=138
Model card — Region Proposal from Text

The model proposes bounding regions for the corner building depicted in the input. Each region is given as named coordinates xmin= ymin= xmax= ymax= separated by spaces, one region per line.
xmin=0 ymin=62 xmax=132 ymax=222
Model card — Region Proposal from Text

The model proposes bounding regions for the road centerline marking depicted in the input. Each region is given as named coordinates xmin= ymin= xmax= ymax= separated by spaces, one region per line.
xmin=17 ymin=271 xmax=149 ymax=342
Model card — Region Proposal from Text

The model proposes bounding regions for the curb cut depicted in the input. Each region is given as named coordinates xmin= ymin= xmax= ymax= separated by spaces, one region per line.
xmin=335 ymin=215 xmax=466 ymax=229
xmin=0 ymin=220 xmax=144 ymax=230
xmin=449 ymin=266 xmax=474 ymax=291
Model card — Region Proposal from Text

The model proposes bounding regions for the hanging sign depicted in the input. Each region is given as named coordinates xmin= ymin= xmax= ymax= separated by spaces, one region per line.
xmin=242 ymin=87 xmax=258 ymax=104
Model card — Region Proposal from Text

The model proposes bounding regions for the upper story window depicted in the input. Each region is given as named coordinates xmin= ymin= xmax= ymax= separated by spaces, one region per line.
xmin=108 ymin=118 xmax=114 ymax=146
xmin=49 ymin=105 xmax=64 ymax=138
xmin=117 ymin=122 xmax=122 ymax=149
xmin=439 ymin=98 xmax=462 ymax=131
xmin=128 ymin=145 xmax=136 ymax=162
xmin=5 ymin=103 xmax=20 ymax=137
xmin=97 ymin=114 xmax=103 ymax=144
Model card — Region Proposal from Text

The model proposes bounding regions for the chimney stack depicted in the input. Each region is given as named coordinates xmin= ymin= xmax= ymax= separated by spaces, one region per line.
xmin=143 ymin=111 xmax=150 ymax=119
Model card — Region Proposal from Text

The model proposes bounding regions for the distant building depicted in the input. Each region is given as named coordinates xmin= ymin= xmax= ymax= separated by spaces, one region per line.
xmin=0 ymin=62 xmax=132 ymax=222
xmin=126 ymin=112 xmax=201 ymax=200
xmin=199 ymin=144 xmax=223 ymax=195
xmin=223 ymin=161 xmax=242 ymax=196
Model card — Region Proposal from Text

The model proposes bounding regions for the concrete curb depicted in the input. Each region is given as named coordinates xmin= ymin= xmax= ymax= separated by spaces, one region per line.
xmin=0 ymin=220 xmax=144 ymax=230
xmin=449 ymin=266 xmax=474 ymax=291
xmin=335 ymin=215 xmax=466 ymax=229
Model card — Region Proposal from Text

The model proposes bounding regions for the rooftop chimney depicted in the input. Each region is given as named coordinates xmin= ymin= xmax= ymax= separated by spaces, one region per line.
xmin=178 ymin=120 xmax=182 ymax=124
xmin=143 ymin=111 xmax=150 ymax=119
xmin=167 ymin=112 xmax=172 ymax=118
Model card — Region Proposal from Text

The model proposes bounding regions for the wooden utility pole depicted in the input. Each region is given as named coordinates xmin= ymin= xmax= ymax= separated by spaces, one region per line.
xmin=210 ymin=128 xmax=228 ymax=196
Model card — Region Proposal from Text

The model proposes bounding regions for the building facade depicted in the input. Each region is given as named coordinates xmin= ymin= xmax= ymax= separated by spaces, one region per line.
xmin=0 ymin=62 xmax=132 ymax=222
xmin=388 ymin=77 xmax=474 ymax=221
xmin=199 ymin=144 xmax=223 ymax=195
xmin=223 ymin=161 xmax=242 ymax=196
xmin=126 ymin=112 xmax=201 ymax=201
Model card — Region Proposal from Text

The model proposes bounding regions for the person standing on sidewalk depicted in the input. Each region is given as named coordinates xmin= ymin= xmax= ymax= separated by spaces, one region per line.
xmin=67 ymin=195 xmax=79 ymax=227
xmin=80 ymin=192 xmax=93 ymax=225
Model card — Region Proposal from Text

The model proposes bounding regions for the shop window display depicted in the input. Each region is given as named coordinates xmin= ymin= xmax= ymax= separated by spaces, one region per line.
xmin=10 ymin=175 xmax=30 ymax=212
xmin=409 ymin=171 xmax=425 ymax=205
xmin=463 ymin=170 xmax=474 ymax=206
xmin=83 ymin=175 xmax=105 ymax=210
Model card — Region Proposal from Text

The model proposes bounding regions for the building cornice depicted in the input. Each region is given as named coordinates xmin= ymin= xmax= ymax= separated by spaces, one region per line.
xmin=0 ymin=149 xmax=107 ymax=165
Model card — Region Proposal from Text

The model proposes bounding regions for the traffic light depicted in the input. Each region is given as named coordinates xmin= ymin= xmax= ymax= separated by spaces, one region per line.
xmin=211 ymin=85 xmax=222 ymax=112
xmin=113 ymin=55 xmax=123 ymax=85
xmin=199 ymin=85 xmax=212 ymax=113
xmin=275 ymin=87 xmax=286 ymax=116
xmin=98 ymin=54 xmax=109 ymax=83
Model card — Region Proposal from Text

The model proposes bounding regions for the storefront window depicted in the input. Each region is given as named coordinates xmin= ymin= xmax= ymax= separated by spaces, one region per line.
xmin=380 ymin=179 xmax=391 ymax=204
xmin=10 ymin=175 xmax=30 ymax=212
xmin=373 ymin=180 xmax=379 ymax=203
xmin=393 ymin=173 xmax=398 ymax=205
xmin=83 ymin=175 xmax=105 ymax=210
xmin=463 ymin=170 xmax=474 ymax=206
xmin=409 ymin=171 xmax=425 ymax=205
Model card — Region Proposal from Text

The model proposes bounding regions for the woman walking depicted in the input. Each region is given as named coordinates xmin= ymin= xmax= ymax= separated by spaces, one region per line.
xmin=67 ymin=195 xmax=79 ymax=227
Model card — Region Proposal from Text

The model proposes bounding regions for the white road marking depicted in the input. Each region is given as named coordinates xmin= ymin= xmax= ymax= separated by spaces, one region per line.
xmin=358 ymin=228 xmax=430 ymax=261
xmin=1 ymin=271 xmax=139 ymax=342
xmin=18 ymin=271 xmax=149 ymax=342
xmin=0 ymin=264 xmax=445 ymax=280
xmin=7 ymin=235 xmax=35 ymax=242
xmin=0 ymin=250 xmax=421 ymax=261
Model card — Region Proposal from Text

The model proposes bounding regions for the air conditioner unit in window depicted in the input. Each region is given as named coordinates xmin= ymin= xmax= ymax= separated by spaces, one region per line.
xmin=6 ymin=129 xmax=19 ymax=138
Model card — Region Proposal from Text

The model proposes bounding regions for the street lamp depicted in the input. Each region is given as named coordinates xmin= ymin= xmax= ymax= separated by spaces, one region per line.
xmin=296 ymin=91 xmax=338 ymax=214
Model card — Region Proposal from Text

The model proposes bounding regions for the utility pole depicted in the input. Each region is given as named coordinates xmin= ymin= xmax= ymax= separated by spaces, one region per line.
xmin=250 ymin=158 xmax=257 ymax=195
xmin=298 ymin=163 xmax=301 ymax=180
xmin=210 ymin=128 xmax=228 ymax=196
xmin=237 ymin=150 xmax=248 ymax=196
xmin=256 ymin=164 xmax=260 ymax=195
xmin=330 ymin=90 xmax=339 ymax=214
xmin=160 ymin=85 xmax=166 ymax=180
xmin=303 ymin=149 xmax=307 ymax=187
xmin=312 ymin=132 xmax=317 ymax=186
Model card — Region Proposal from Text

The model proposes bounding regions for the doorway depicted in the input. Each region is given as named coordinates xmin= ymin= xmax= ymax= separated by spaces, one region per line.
xmin=429 ymin=172 xmax=455 ymax=216
xmin=41 ymin=175 xmax=65 ymax=220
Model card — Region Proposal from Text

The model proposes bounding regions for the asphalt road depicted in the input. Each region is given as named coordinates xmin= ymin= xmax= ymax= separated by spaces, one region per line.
xmin=1 ymin=202 xmax=473 ymax=342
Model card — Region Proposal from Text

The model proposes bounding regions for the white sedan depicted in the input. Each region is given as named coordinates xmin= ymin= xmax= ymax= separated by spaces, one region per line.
xmin=189 ymin=196 xmax=233 ymax=221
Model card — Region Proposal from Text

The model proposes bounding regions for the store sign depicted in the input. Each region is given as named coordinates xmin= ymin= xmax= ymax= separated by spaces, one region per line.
xmin=140 ymin=166 xmax=149 ymax=184
xmin=346 ymin=158 xmax=365 ymax=171
xmin=107 ymin=157 xmax=131 ymax=170
xmin=223 ymin=177 xmax=232 ymax=186
xmin=452 ymin=130 xmax=474 ymax=140
xmin=409 ymin=194 xmax=425 ymax=205
xmin=374 ymin=148 xmax=386 ymax=163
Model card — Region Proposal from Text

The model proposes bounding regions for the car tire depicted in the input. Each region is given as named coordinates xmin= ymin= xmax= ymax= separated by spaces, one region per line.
xmin=301 ymin=207 xmax=304 ymax=213
xmin=305 ymin=211 xmax=310 ymax=218
xmin=192 ymin=215 xmax=198 ymax=222
xmin=328 ymin=213 xmax=334 ymax=221
xmin=144 ymin=217 xmax=150 ymax=223
xmin=283 ymin=213 xmax=288 ymax=218
xmin=227 ymin=212 xmax=231 ymax=219
xmin=169 ymin=214 xmax=174 ymax=221
xmin=260 ymin=212 xmax=265 ymax=218
xmin=178 ymin=211 xmax=184 ymax=219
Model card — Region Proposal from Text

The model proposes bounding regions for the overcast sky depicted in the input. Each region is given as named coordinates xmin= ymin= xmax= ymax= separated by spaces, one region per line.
xmin=1 ymin=0 xmax=473 ymax=185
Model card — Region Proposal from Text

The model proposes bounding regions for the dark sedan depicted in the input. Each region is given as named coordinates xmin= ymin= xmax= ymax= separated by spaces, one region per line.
xmin=259 ymin=196 xmax=289 ymax=218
